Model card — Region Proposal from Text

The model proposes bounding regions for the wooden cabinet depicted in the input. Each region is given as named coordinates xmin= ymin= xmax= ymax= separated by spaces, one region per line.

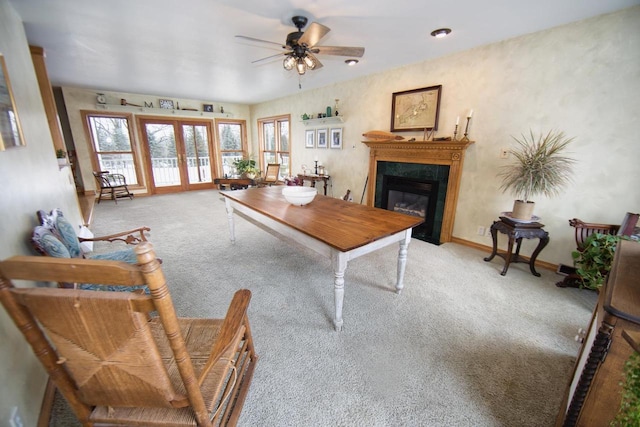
xmin=556 ymin=239 xmax=640 ymax=426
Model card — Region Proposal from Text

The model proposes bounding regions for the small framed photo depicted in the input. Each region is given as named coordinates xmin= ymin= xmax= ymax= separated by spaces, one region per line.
xmin=305 ymin=129 xmax=315 ymax=148
xmin=316 ymin=128 xmax=328 ymax=148
xmin=330 ymin=128 xmax=343 ymax=149
xmin=159 ymin=99 xmax=174 ymax=109
xmin=203 ymin=104 xmax=214 ymax=112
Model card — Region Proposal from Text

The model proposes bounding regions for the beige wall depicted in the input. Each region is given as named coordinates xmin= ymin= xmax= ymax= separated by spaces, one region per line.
xmin=61 ymin=87 xmax=252 ymax=193
xmin=0 ymin=0 xmax=84 ymax=423
xmin=251 ymin=6 xmax=640 ymax=266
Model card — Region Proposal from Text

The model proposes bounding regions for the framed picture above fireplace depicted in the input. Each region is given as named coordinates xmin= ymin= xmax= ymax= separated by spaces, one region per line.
xmin=390 ymin=85 xmax=442 ymax=132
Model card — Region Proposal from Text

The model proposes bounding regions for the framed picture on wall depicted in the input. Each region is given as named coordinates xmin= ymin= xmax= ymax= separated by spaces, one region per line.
xmin=159 ymin=99 xmax=174 ymax=109
xmin=390 ymin=84 xmax=442 ymax=132
xmin=305 ymin=129 xmax=315 ymax=148
xmin=316 ymin=129 xmax=328 ymax=148
xmin=0 ymin=54 xmax=26 ymax=151
xmin=203 ymin=104 xmax=214 ymax=112
xmin=330 ymin=128 xmax=342 ymax=149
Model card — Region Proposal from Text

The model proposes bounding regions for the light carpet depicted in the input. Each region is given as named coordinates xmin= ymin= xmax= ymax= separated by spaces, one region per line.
xmin=49 ymin=190 xmax=596 ymax=426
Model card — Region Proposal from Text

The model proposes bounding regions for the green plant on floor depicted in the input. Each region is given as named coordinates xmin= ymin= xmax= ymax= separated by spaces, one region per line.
xmin=572 ymin=233 xmax=623 ymax=290
xmin=232 ymin=158 xmax=259 ymax=177
xmin=612 ymin=352 xmax=640 ymax=427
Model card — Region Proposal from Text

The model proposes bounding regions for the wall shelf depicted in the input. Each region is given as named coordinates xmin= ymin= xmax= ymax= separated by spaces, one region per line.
xmin=301 ymin=116 xmax=344 ymax=126
xmin=94 ymin=104 xmax=233 ymax=118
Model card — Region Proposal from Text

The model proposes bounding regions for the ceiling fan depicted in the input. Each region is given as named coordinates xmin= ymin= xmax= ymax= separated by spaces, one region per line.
xmin=236 ymin=15 xmax=365 ymax=75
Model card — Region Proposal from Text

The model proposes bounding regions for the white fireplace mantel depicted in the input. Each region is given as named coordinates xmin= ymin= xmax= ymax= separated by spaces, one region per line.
xmin=362 ymin=139 xmax=475 ymax=243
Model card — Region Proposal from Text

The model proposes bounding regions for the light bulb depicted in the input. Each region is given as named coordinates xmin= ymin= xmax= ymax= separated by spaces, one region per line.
xmin=296 ymin=59 xmax=306 ymax=75
xmin=283 ymin=56 xmax=296 ymax=70
xmin=303 ymin=55 xmax=316 ymax=70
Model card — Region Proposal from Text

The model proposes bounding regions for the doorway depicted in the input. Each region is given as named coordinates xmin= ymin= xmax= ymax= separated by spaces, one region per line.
xmin=138 ymin=118 xmax=216 ymax=194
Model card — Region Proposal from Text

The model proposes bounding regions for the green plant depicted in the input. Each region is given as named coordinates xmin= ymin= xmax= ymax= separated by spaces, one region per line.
xmin=232 ymin=158 xmax=259 ymax=176
xmin=612 ymin=352 xmax=640 ymax=427
xmin=56 ymin=148 xmax=66 ymax=158
xmin=572 ymin=233 xmax=623 ymax=290
xmin=498 ymin=130 xmax=575 ymax=202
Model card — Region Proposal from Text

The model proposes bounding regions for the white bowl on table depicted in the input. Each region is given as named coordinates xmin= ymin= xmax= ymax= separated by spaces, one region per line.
xmin=282 ymin=186 xmax=317 ymax=206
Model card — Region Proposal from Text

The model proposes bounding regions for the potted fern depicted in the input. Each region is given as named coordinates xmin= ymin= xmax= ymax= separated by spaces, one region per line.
xmin=232 ymin=158 xmax=260 ymax=179
xmin=498 ymin=130 xmax=575 ymax=220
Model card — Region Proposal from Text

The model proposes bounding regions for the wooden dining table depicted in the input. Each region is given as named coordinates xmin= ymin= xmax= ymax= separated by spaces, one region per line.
xmin=220 ymin=186 xmax=424 ymax=331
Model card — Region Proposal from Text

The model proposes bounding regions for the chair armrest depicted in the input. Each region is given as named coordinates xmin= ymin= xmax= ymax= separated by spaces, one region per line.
xmin=198 ymin=289 xmax=252 ymax=385
xmin=79 ymin=226 xmax=150 ymax=245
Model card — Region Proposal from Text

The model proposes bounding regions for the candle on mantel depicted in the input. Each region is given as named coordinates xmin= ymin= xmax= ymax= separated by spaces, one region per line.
xmin=468 ymin=109 xmax=474 ymax=118
xmin=456 ymin=116 xmax=460 ymax=125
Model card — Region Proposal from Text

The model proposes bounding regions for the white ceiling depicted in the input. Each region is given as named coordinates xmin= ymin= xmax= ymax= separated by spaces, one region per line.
xmin=9 ymin=0 xmax=640 ymax=105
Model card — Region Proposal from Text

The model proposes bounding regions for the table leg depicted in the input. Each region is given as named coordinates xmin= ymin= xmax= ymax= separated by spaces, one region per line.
xmin=395 ymin=230 xmax=412 ymax=294
xmin=501 ymin=233 xmax=515 ymax=276
xmin=529 ymin=233 xmax=549 ymax=277
xmin=483 ymin=222 xmax=499 ymax=262
xmin=332 ymin=252 xmax=347 ymax=332
xmin=224 ymin=199 xmax=236 ymax=244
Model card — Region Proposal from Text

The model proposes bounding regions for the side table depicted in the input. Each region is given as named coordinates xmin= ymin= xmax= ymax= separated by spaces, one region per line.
xmin=483 ymin=216 xmax=549 ymax=276
xmin=297 ymin=174 xmax=330 ymax=195
xmin=214 ymin=178 xmax=256 ymax=190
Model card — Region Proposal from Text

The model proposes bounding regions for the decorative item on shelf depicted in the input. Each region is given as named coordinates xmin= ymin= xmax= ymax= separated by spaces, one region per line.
xmin=423 ymin=127 xmax=435 ymax=141
xmin=56 ymin=148 xmax=67 ymax=166
xmin=144 ymin=101 xmax=154 ymax=108
xmin=220 ymin=106 xmax=224 ymax=113
xmin=498 ymin=129 xmax=575 ymax=220
xmin=461 ymin=109 xmax=473 ymax=141
xmin=361 ymin=130 xmax=405 ymax=141
xmin=203 ymin=104 xmax=213 ymax=112
xmin=176 ymin=102 xmax=180 ymax=110
xmin=318 ymin=165 xmax=325 ymax=176
xmin=302 ymin=113 xmax=309 ymax=120
xmin=120 ymin=98 xmax=142 ymax=107
xmin=96 ymin=93 xmax=106 ymax=104
xmin=326 ymin=106 xmax=332 ymax=117
xmin=334 ymin=99 xmax=340 ymax=116
xmin=314 ymin=158 xmax=319 ymax=175
xmin=453 ymin=116 xmax=460 ymax=140
xmin=159 ymin=99 xmax=174 ymax=109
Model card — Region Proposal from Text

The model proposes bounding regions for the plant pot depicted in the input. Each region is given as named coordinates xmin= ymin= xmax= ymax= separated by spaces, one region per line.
xmin=245 ymin=172 xmax=256 ymax=179
xmin=512 ymin=200 xmax=535 ymax=220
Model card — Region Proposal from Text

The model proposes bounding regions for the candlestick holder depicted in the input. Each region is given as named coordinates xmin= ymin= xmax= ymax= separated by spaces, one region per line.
xmin=314 ymin=160 xmax=318 ymax=175
xmin=461 ymin=117 xmax=471 ymax=141
xmin=453 ymin=124 xmax=459 ymax=141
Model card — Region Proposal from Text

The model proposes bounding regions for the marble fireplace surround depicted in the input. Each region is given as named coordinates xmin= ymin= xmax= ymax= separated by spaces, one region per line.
xmin=362 ymin=140 xmax=475 ymax=243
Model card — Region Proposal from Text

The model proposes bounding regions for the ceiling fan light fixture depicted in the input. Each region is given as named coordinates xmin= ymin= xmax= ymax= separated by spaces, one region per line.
xmin=345 ymin=59 xmax=359 ymax=66
xmin=303 ymin=55 xmax=316 ymax=70
xmin=296 ymin=58 xmax=306 ymax=75
xmin=283 ymin=56 xmax=296 ymax=70
xmin=431 ymin=28 xmax=452 ymax=38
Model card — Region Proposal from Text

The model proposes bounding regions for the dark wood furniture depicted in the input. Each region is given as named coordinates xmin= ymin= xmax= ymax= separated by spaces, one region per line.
xmin=214 ymin=177 xmax=256 ymax=190
xmin=92 ymin=170 xmax=134 ymax=203
xmin=297 ymin=174 xmax=330 ymax=195
xmin=220 ymin=186 xmax=423 ymax=331
xmin=0 ymin=243 xmax=257 ymax=427
xmin=555 ymin=239 xmax=640 ymax=426
xmin=484 ymin=216 xmax=549 ymax=276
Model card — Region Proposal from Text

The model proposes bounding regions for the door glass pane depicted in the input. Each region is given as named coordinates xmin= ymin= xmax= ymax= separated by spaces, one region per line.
xmin=279 ymin=121 xmax=289 ymax=151
xmin=145 ymin=123 xmax=180 ymax=187
xmin=183 ymin=125 xmax=211 ymax=184
xmin=263 ymin=122 xmax=275 ymax=151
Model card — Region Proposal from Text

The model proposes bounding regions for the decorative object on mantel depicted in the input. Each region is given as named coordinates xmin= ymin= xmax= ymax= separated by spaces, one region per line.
xmin=390 ymin=85 xmax=442 ymax=132
xmin=203 ymin=104 xmax=214 ymax=112
xmin=498 ymin=130 xmax=575 ymax=220
xmin=461 ymin=109 xmax=473 ymax=141
xmin=121 ymin=98 xmax=142 ymax=107
xmin=362 ymin=130 xmax=404 ymax=141
xmin=159 ymin=99 xmax=174 ymax=109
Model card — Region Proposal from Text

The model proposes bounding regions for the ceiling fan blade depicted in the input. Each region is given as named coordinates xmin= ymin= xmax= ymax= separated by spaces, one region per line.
xmin=251 ymin=52 xmax=286 ymax=64
xmin=235 ymin=35 xmax=286 ymax=49
xmin=312 ymin=46 xmax=365 ymax=57
xmin=298 ymin=22 xmax=330 ymax=47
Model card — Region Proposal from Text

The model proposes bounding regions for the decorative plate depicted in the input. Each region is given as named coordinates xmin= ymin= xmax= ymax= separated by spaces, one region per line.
xmin=500 ymin=211 xmax=541 ymax=223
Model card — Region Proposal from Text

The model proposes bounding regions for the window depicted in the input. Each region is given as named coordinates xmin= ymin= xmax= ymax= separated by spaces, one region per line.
xmin=215 ymin=119 xmax=247 ymax=178
xmin=83 ymin=112 xmax=141 ymax=185
xmin=258 ymin=115 xmax=290 ymax=178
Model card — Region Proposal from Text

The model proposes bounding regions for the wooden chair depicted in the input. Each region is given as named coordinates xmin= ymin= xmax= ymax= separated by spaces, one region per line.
xmin=0 ymin=242 xmax=257 ymax=427
xmin=93 ymin=171 xmax=134 ymax=204
xmin=259 ymin=164 xmax=280 ymax=187
xmin=32 ymin=208 xmax=152 ymax=290
xmin=556 ymin=212 xmax=639 ymax=287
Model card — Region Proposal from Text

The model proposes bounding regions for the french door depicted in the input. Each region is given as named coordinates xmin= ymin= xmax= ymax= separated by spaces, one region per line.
xmin=138 ymin=118 xmax=217 ymax=194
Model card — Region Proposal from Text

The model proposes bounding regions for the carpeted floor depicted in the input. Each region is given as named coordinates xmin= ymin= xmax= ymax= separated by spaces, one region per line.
xmin=49 ymin=190 xmax=596 ymax=426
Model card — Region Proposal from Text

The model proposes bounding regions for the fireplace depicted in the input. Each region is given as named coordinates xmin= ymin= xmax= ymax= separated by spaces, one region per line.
xmin=381 ymin=175 xmax=439 ymax=244
xmin=362 ymin=139 xmax=475 ymax=244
